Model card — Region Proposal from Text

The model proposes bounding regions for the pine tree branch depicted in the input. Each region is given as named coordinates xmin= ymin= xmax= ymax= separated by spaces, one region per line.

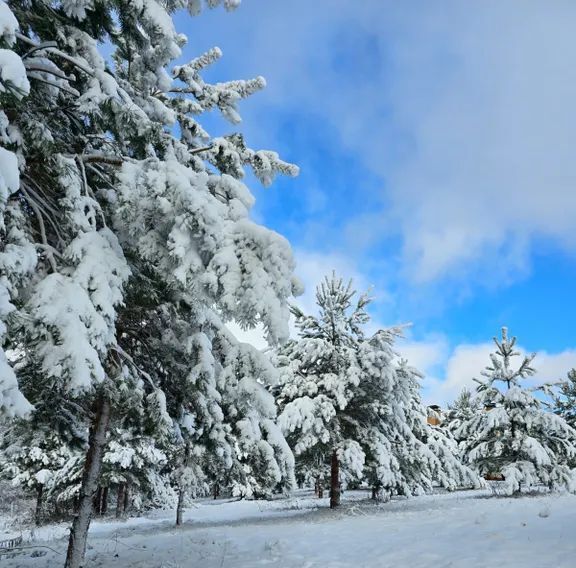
xmin=190 ymin=145 xmax=213 ymax=155
xmin=75 ymin=156 xmax=89 ymax=198
xmin=72 ymin=154 xmax=124 ymax=166
xmin=69 ymin=146 xmax=211 ymax=168
xmin=19 ymin=186 xmax=57 ymax=273
xmin=28 ymin=75 xmax=80 ymax=97
xmin=20 ymin=177 xmax=66 ymax=252
xmin=85 ymin=163 xmax=114 ymax=185
xmin=35 ymin=243 xmax=64 ymax=260
xmin=21 ymin=40 xmax=58 ymax=59
xmin=25 ymin=64 xmax=75 ymax=83
xmin=76 ymin=157 xmax=108 ymax=229
xmin=21 ymin=176 xmax=61 ymax=220
xmin=16 ymin=33 xmax=95 ymax=77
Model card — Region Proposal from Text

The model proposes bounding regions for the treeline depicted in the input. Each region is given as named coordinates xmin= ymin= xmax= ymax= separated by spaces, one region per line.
xmin=1 ymin=274 xmax=481 ymax=528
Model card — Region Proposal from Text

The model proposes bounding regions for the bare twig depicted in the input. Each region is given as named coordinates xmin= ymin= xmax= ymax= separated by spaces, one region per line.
xmin=0 ymin=544 xmax=63 ymax=556
xmin=85 ymin=162 xmax=111 ymax=181
xmin=77 ymin=157 xmax=109 ymax=228
xmin=20 ymin=190 xmax=66 ymax=249
xmin=22 ymin=177 xmax=61 ymax=219
xmin=76 ymin=156 xmax=89 ymax=197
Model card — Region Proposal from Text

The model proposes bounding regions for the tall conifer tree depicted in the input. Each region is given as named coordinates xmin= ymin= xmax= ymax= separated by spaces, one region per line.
xmin=276 ymin=274 xmax=478 ymax=507
xmin=1 ymin=2 xmax=299 ymax=566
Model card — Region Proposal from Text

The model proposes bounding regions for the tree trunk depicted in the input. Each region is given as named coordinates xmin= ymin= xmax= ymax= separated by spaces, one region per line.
xmin=329 ymin=449 xmax=340 ymax=509
xmin=93 ymin=486 xmax=103 ymax=515
xmin=213 ymin=483 xmax=220 ymax=500
xmin=115 ymin=484 xmax=126 ymax=518
xmin=123 ymin=484 xmax=130 ymax=515
xmin=54 ymin=499 xmax=62 ymax=520
xmin=371 ymin=486 xmax=379 ymax=501
xmin=316 ymin=476 xmax=324 ymax=498
xmin=35 ymin=485 xmax=44 ymax=526
xmin=64 ymin=395 xmax=110 ymax=568
xmin=176 ymin=487 xmax=185 ymax=526
xmin=101 ymin=487 xmax=108 ymax=515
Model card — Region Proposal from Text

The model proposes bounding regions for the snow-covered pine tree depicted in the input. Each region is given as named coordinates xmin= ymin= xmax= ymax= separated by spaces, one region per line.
xmin=444 ymin=388 xmax=481 ymax=445
xmin=100 ymin=426 xmax=171 ymax=516
xmin=553 ymin=369 xmax=576 ymax=467
xmin=1 ymin=315 xmax=176 ymax=521
xmin=554 ymin=369 xmax=576 ymax=429
xmin=458 ymin=327 xmax=576 ymax=495
xmin=2 ymin=1 xmax=300 ymax=566
xmin=276 ymin=274 xmax=370 ymax=508
xmin=130 ymin=289 xmax=295 ymax=526
xmin=214 ymin=329 xmax=295 ymax=500
xmin=276 ymin=274 xmax=478 ymax=507
xmin=374 ymin=359 xmax=479 ymax=497
xmin=1 ymin=3 xmax=133 ymax=556
xmin=0 ymin=427 xmax=74 ymax=525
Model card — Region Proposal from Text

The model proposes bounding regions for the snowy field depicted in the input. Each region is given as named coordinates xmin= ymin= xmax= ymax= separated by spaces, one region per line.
xmin=2 ymin=488 xmax=576 ymax=567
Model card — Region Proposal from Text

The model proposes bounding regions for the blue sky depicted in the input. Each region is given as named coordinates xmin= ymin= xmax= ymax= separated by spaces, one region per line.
xmin=180 ymin=0 xmax=576 ymax=403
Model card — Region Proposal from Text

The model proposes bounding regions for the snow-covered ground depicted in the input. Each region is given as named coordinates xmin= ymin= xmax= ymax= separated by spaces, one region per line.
xmin=2 ymin=488 xmax=576 ymax=567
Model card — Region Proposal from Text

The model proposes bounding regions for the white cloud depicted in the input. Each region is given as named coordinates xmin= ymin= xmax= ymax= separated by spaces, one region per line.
xmin=397 ymin=334 xmax=449 ymax=375
xmin=203 ymin=1 xmax=576 ymax=406
xmin=535 ymin=350 xmax=576 ymax=387
xmin=420 ymin=340 xmax=576 ymax=406
xmin=192 ymin=0 xmax=576 ymax=287
xmin=383 ymin=0 xmax=576 ymax=282
xmin=423 ymin=342 xmax=494 ymax=405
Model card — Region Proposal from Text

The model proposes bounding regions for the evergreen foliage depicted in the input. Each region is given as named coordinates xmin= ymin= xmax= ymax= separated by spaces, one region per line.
xmin=554 ymin=368 xmax=576 ymax=429
xmin=553 ymin=368 xmax=576 ymax=468
xmin=0 ymin=1 xmax=299 ymax=564
xmin=445 ymin=388 xmax=482 ymax=445
xmin=276 ymin=273 xmax=479 ymax=502
xmin=458 ymin=327 xmax=576 ymax=495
